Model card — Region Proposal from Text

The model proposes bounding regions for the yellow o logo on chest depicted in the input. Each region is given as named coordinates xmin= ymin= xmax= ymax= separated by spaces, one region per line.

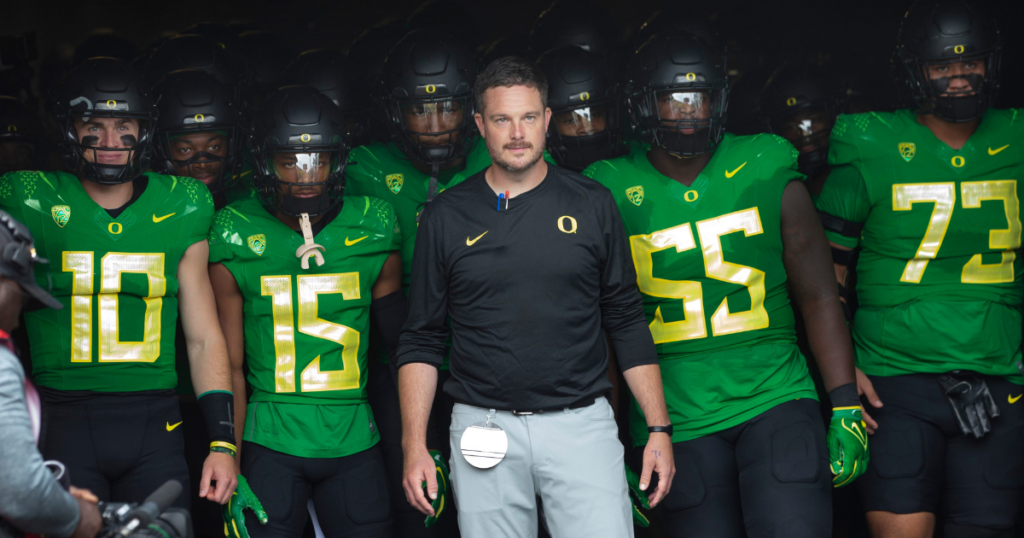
xmin=557 ymin=216 xmax=577 ymax=234
xmin=684 ymin=190 xmax=699 ymax=202
xmin=108 ymin=222 xmax=123 ymax=235
xmin=951 ymin=155 xmax=966 ymax=168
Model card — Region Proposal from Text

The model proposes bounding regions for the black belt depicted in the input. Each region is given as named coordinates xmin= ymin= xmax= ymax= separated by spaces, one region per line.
xmin=457 ymin=397 xmax=597 ymax=416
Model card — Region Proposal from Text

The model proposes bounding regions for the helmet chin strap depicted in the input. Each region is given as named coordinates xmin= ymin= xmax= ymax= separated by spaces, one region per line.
xmin=295 ymin=213 xmax=325 ymax=269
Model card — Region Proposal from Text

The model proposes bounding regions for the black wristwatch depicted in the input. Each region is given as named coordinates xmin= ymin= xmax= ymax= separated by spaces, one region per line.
xmin=648 ymin=425 xmax=673 ymax=437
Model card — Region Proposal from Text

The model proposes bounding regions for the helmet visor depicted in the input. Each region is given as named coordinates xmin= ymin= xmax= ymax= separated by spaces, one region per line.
xmin=774 ymin=104 xmax=832 ymax=154
xmin=399 ymin=98 xmax=467 ymax=146
xmin=553 ymin=106 xmax=608 ymax=137
xmin=655 ymin=90 xmax=716 ymax=135
xmin=264 ymin=151 xmax=344 ymax=216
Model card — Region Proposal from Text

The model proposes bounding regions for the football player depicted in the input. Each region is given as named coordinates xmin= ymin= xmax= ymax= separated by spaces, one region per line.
xmin=344 ymin=29 xmax=477 ymax=537
xmin=584 ymin=33 xmax=865 ymax=537
xmin=210 ymin=86 xmax=401 ymax=538
xmin=536 ymin=45 xmax=625 ymax=171
xmin=283 ymin=50 xmax=369 ymax=148
xmin=153 ymin=69 xmax=244 ymax=202
xmin=760 ymin=63 xmax=845 ymax=197
xmin=815 ymin=2 xmax=1024 ymax=536
xmin=0 ymin=58 xmax=237 ymax=508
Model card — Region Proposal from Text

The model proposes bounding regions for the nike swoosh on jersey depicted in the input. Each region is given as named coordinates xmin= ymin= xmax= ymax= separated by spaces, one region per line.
xmin=989 ymin=144 xmax=1010 ymax=155
xmin=725 ymin=162 xmax=747 ymax=178
xmin=345 ymin=236 xmax=368 ymax=246
xmin=466 ymin=231 xmax=488 ymax=246
xmin=166 ymin=421 xmax=183 ymax=431
xmin=1010 ymin=394 xmax=1022 ymax=404
xmin=152 ymin=213 xmax=175 ymax=223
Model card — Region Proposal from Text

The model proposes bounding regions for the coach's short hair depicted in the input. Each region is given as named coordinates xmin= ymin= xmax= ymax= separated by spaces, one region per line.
xmin=474 ymin=56 xmax=548 ymax=114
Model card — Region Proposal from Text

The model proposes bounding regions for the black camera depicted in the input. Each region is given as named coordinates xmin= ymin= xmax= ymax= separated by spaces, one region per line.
xmin=96 ymin=481 xmax=193 ymax=538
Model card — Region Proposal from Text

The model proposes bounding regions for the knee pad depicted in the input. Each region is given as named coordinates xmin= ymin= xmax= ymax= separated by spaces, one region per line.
xmin=944 ymin=523 xmax=1014 ymax=538
xmin=770 ymin=420 xmax=822 ymax=483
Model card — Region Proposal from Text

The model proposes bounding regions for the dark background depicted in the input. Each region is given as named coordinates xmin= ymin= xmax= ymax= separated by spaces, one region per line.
xmin=3 ymin=0 xmax=1023 ymax=128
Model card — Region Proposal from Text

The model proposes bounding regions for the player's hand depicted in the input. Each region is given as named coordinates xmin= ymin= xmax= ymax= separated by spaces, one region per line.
xmin=70 ymin=495 xmax=102 ymax=538
xmin=639 ymin=432 xmax=674 ymax=508
xmin=69 ymin=486 xmax=99 ymax=504
xmin=624 ymin=463 xmax=651 ymax=527
xmin=403 ymin=445 xmax=438 ymax=516
xmin=223 ymin=475 xmax=268 ymax=538
xmin=423 ymin=450 xmax=450 ymax=528
xmin=828 ymin=406 xmax=870 ymax=488
xmin=856 ymin=367 xmax=882 ymax=434
xmin=201 ymin=451 xmax=238 ymax=504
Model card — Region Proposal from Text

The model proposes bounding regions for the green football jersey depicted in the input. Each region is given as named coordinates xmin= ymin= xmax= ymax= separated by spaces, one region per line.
xmin=816 ymin=109 xmax=1024 ymax=381
xmin=0 ymin=171 xmax=214 ymax=392
xmin=584 ymin=133 xmax=818 ymax=445
xmin=208 ymin=195 xmax=400 ymax=458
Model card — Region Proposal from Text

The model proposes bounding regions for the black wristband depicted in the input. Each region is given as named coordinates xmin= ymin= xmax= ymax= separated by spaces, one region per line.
xmin=829 ymin=382 xmax=860 ymax=409
xmin=197 ymin=390 xmax=235 ymax=445
xmin=648 ymin=425 xmax=673 ymax=437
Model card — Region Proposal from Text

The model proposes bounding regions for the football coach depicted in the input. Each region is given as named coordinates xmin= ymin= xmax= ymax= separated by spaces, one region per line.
xmin=396 ymin=56 xmax=675 ymax=538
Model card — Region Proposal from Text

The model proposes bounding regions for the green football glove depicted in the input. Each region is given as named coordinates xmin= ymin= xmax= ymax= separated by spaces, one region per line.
xmin=423 ymin=449 xmax=451 ymax=528
xmin=828 ymin=406 xmax=870 ymax=488
xmin=223 ymin=475 xmax=268 ymax=538
xmin=624 ymin=463 xmax=651 ymax=528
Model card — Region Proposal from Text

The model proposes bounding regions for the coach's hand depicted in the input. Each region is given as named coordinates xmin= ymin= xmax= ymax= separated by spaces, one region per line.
xmin=423 ymin=449 xmax=450 ymax=528
xmin=403 ymin=445 xmax=438 ymax=517
xmin=828 ymin=406 xmax=870 ymax=488
xmin=223 ymin=475 xmax=268 ymax=538
xmin=201 ymin=452 xmax=238 ymax=504
xmin=639 ymin=432 xmax=674 ymax=507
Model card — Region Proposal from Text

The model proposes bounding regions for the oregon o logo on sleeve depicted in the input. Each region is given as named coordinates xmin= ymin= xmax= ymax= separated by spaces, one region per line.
xmin=557 ymin=216 xmax=577 ymax=234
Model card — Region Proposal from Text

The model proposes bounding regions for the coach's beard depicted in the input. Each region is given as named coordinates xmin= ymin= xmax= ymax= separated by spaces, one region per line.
xmin=492 ymin=141 xmax=544 ymax=174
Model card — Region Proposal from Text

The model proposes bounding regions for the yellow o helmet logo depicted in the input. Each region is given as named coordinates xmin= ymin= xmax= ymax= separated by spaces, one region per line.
xmin=300 ymin=134 xmax=311 ymax=142
xmin=6 ymin=124 xmax=15 ymax=132
xmin=686 ymin=73 xmax=697 ymax=81
xmin=954 ymin=44 xmax=965 ymax=54
xmin=106 ymin=100 xmax=116 ymax=108
xmin=580 ymin=92 xmax=590 ymax=101
xmin=194 ymin=114 xmax=205 ymax=123
xmin=786 ymin=97 xmax=798 ymax=106
xmin=951 ymin=155 xmax=966 ymax=168
xmin=684 ymin=190 xmax=699 ymax=202
xmin=108 ymin=222 xmax=123 ymax=235
xmin=425 ymin=84 xmax=437 ymax=94
xmin=557 ymin=216 xmax=577 ymax=234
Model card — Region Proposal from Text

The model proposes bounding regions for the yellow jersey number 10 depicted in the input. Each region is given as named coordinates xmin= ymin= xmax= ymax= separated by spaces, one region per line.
xmin=62 ymin=251 xmax=166 ymax=363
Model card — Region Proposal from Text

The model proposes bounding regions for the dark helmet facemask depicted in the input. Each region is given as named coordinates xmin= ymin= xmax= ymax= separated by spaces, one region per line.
xmin=548 ymin=106 xmax=618 ymax=171
xmin=634 ymin=89 xmax=726 ymax=157
xmin=160 ymin=128 xmax=238 ymax=194
xmin=257 ymin=150 xmax=346 ymax=218
xmin=395 ymin=97 xmax=471 ymax=164
xmin=772 ymin=103 xmax=834 ymax=176
xmin=64 ymin=115 xmax=154 ymax=184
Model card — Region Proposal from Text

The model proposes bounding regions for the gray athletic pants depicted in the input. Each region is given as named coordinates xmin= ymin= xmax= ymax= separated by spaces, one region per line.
xmin=448 ymin=398 xmax=632 ymax=538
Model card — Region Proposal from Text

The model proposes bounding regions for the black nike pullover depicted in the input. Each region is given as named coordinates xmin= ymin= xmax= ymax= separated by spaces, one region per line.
xmin=396 ymin=164 xmax=657 ymax=410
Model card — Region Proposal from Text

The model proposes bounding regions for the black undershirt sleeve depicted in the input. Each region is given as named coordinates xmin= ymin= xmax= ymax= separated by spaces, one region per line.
xmin=372 ymin=290 xmax=409 ymax=373
xmin=596 ymin=191 xmax=658 ymax=372
xmin=396 ymin=203 xmax=448 ymax=369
